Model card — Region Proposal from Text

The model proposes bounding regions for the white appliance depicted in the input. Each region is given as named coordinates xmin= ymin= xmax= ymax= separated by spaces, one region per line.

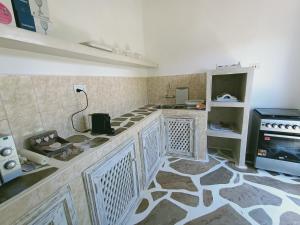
xmin=0 ymin=135 xmax=22 ymax=185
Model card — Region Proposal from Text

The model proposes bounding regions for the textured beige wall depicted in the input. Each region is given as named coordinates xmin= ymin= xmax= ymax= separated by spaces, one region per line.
xmin=0 ymin=75 xmax=147 ymax=148
xmin=147 ymin=74 xmax=206 ymax=105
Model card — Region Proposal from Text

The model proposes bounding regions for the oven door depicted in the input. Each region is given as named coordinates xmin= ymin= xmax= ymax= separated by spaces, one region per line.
xmin=257 ymin=131 xmax=300 ymax=163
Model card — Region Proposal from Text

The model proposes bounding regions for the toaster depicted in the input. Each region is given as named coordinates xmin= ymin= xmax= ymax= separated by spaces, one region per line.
xmin=0 ymin=134 xmax=22 ymax=185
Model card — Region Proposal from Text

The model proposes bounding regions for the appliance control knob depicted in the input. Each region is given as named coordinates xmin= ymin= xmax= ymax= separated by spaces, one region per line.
xmin=0 ymin=147 xmax=13 ymax=156
xmin=265 ymin=123 xmax=272 ymax=128
xmin=279 ymin=124 xmax=285 ymax=129
xmin=4 ymin=160 xmax=16 ymax=170
xmin=292 ymin=125 xmax=300 ymax=130
xmin=272 ymin=123 xmax=278 ymax=128
xmin=285 ymin=125 xmax=292 ymax=130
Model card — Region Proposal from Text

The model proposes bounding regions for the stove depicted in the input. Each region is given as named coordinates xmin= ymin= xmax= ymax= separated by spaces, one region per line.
xmin=251 ymin=108 xmax=300 ymax=176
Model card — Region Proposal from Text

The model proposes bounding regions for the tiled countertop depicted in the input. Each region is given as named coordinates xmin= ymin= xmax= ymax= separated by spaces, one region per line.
xmin=65 ymin=104 xmax=205 ymax=151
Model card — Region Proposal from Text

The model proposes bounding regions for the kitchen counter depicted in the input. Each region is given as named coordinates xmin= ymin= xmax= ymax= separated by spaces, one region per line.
xmin=0 ymin=105 xmax=207 ymax=225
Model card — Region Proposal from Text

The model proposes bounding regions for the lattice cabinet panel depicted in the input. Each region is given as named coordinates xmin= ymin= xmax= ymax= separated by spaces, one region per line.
xmin=165 ymin=117 xmax=194 ymax=157
xmin=140 ymin=120 xmax=161 ymax=187
xmin=15 ymin=186 xmax=78 ymax=225
xmin=83 ymin=140 xmax=139 ymax=225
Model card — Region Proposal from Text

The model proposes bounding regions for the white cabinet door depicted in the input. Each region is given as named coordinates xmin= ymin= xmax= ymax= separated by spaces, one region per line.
xmin=165 ymin=117 xmax=194 ymax=157
xmin=83 ymin=140 xmax=139 ymax=225
xmin=140 ymin=120 xmax=161 ymax=187
xmin=14 ymin=186 xmax=78 ymax=225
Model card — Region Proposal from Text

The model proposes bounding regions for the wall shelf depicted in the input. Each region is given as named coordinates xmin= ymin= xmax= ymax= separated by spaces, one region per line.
xmin=210 ymin=101 xmax=245 ymax=108
xmin=0 ymin=24 xmax=158 ymax=68
xmin=207 ymin=128 xmax=242 ymax=139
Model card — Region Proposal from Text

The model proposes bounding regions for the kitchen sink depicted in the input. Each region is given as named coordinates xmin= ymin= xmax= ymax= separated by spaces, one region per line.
xmin=156 ymin=104 xmax=186 ymax=109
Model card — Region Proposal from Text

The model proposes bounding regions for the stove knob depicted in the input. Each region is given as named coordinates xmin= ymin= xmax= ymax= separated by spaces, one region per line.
xmin=0 ymin=147 xmax=12 ymax=156
xmin=265 ymin=123 xmax=272 ymax=128
xmin=4 ymin=160 xmax=16 ymax=170
xmin=292 ymin=125 xmax=300 ymax=130
xmin=279 ymin=124 xmax=285 ymax=129
xmin=272 ymin=123 xmax=278 ymax=128
xmin=285 ymin=125 xmax=292 ymax=130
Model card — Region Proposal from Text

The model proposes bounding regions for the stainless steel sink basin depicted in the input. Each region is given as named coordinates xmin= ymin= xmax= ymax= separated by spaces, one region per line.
xmin=156 ymin=104 xmax=186 ymax=109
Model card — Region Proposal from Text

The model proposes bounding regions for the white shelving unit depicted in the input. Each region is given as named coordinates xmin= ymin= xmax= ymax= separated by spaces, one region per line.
xmin=206 ymin=67 xmax=254 ymax=168
xmin=207 ymin=129 xmax=242 ymax=139
xmin=209 ymin=101 xmax=245 ymax=108
xmin=0 ymin=24 xmax=158 ymax=68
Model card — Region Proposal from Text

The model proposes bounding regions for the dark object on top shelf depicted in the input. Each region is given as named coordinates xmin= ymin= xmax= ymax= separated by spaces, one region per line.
xmin=90 ymin=113 xmax=115 ymax=135
xmin=11 ymin=0 xmax=36 ymax=31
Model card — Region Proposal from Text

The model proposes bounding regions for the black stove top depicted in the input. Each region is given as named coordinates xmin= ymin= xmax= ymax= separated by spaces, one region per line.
xmin=255 ymin=108 xmax=300 ymax=119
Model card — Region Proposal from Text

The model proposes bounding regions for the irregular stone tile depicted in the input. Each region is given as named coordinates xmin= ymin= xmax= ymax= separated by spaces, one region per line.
xmin=220 ymin=149 xmax=234 ymax=159
xmin=88 ymin=137 xmax=109 ymax=148
xmin=170 ymin=192 xmax=199 ymax=207
xmin=186 ymin=204 xmax=251 ymax=225
xmin=136 ymin=198 xmax=149 ymax=214
xmin=66 ymin=135 xmax=90 ymax=143
xmin=112 ymin=117 xmax=127 ymax=121
xmin=203 ymin=189 xmax=213 ymax=207
xmin=226 ymin=161 xmax=257 ymax=174
xmin=111 ymin=121 xmax=122 ymax=126
xmin=123 ymin=122 xmax=134 ymax=128
xmin=121 ymin=113 xmax=135 ymax=117
xmin=220 ymin=183 xmax=282 ymax=208
xmin=266 ymin=170 xmax=280 ymax=176
xmin=136 ymin=199 xmax=187 ymax=225
xmin=200 ymin=167 xmax=233 ymax=185
xmin=244 ymin=175 xmax=300 ymax=195
xmin=249 ymin=208 xmax=272 ymax=225
xmin=234 ymin=174 xmax=240 ymax=184
xmin=288 ymin=196 xmax=300 ymax=206
xmin=280 ymin=211 xmax=300 ymax=225
xmin=151 ymin=191 xmax=167 ymax=201
xmin=208 ymin=148 xmax=218 ymax=155
xmin=156 ymin=171 xmax=197 ymax=192
xmin=168 ymin=157 xmax=179 ymax=162
xmin=170 ymin=157 xmax=219 ymax=175
xmin=138 ymin=112 xmax=152 ymax=116
xmin=148 ymin=181 xmax=156 ymax=190
xmin=130 ymin=116 xmax=144 ymax=122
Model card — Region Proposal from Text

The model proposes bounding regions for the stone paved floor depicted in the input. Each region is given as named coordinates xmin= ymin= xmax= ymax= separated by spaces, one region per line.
xmin=128 ymin=150 xmax=300 ymax=225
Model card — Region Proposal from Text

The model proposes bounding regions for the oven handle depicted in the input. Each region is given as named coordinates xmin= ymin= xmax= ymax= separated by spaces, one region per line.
xmin=264 ymin=133 xmax=300 ymax=140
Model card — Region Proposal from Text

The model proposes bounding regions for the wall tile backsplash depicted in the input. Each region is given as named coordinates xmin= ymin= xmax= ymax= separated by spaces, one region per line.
xmin=147 ymin=74 xmax=206 ymax=105
xmin=0 ymin=74 xmax=205 ymax=149
xmin=0 ymin=75 xmax=148 ymax=148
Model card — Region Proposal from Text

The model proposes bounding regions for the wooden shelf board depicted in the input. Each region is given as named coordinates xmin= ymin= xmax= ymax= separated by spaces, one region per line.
xmin=210 ymin=101 xmax=245 ymax=108
xmin=207 ymin=128 xmax=242 ymax=139
xmin=0 ymin=24 xmax=158 ymax=68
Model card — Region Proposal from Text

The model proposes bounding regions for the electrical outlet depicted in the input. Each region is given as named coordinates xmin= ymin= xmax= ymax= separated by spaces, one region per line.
xmin=73 ymin=84 xmax=87 ymax=93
